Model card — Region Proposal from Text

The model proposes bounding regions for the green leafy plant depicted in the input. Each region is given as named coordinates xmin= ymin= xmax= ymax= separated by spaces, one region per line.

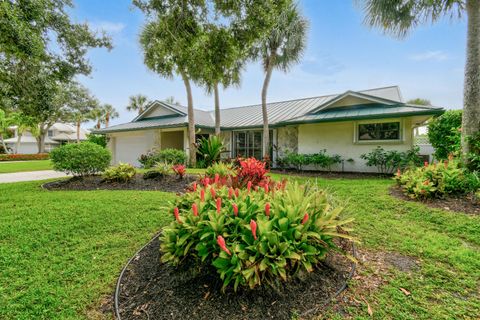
xmin=427 ymin=110 xmax=462 ymax=160
xmin=0 ymin=153 xmax=49 ymax=161
xmin=50 ymin=142 xmax=111 ymax=176
xmin=205 ymin=162 xmax=235 ymax=178
xmin=102 ymin=162 xmax=136 ymax=182
xmin=196 ymin=136 xmax=225 ymax=168
xmin=466 ymin=132 xmax=480 ymax=172
xmin=279 ymin=150 xmax=342 ymax=172
xmin=139 ymin=148 xmax=186 ymax=168
xmin=143 ymin=161 xmax=172 ymax=180
xmin=161 ymin=180 xmax=354 ymax=291
xmin=87 ymin=134 xmax=108 ymax=148
xmin=395 ymin=156 xmax=480 ymax=199
xmin=361 ymin=146 xmax=421 ymax=174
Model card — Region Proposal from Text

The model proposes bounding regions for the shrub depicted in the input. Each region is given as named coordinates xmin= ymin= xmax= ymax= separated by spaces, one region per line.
xmin=87 ymin=134 xmax=108 ymax=148
xmin=143 ymin=161 xmax=172 ymax=180
xmin=427 ymin=110 xmax=462 ymax=160
xmin=361 ymin=146 xmax=421 ymax=174
xmin=466 ymin=132 xmax=480 ymax=172
xmin=0 ymin=153 xmax=49 ymax=161
xmin=205 ymin=162 xmax=235 ymax=178
xmin=102 ymin=163 xmax=136 ymax=182
xmin=237 ymin=157 xmax=268 ymax=187
xmin=161 ymin=180 xmax=354 ymax=291
xmin=279 ymin=150 xmax=342 ymax=172
xmin=50 ymin=142 xmax=111 ymax=176
xmin=138 ymin=148 xmax=186 ymax=168
xmin=395 ymin=156 xmax=480 ymax=199
xmin=196 ymin=136 xmax=225 ymax=168
xmin=172 ymin=164 xmax=186 ymax=179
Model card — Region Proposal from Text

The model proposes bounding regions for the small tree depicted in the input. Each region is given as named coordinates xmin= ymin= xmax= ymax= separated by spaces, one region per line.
xmin=10 ymin=112 xmax=36 ymax=154
xmin=0 ymin=110 xmax=11 ymax=154
xmin=102 ymin=104 xmax=119 ymax=128
xmin=427 ymin=110 xmax=463 ymax=159
xmin=65 ymin=82 xmax=99 ymax=142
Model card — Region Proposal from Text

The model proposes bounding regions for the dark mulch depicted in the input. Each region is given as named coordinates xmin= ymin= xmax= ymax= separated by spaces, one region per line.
xmin=390 ymin=185 xmax=480 ymax=215
xmin=116 ymin=236 xmax=354 ymax=320
xmin=270 ymin=169 xmax=388 ymax=180
xmin=42 ymin=174 xmax=196 ymax=193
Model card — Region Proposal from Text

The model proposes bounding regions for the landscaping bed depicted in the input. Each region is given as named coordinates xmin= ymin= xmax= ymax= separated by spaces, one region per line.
xmin=271 ymin=169 xmax=386 ymax=180
xmin=43 ymin=174 xmax=196 ymax=193
xmin=390 ymin=185 xmax=480 ymax=215
xmin=115 ymin=235 xmax=355 ymax=320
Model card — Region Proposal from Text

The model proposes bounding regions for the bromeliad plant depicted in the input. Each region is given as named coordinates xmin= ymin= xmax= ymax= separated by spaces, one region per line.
xmin=160 ymin=178 xmax=354 ymax=291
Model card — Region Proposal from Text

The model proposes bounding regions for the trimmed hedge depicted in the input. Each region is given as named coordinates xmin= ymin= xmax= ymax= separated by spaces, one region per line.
xmin=0 ymin=154 xmax=49 ymax=161
xmin=50 ymin=142 xmax=111 ymax=176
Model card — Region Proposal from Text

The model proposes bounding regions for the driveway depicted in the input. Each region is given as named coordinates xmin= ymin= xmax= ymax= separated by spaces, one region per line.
xmin=0 ymin=170 xmax=67 ymax=183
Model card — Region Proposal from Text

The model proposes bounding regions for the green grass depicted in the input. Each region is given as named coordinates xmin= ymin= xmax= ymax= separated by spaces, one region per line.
xmin=0 ymin=176 xmax=479 ymax=319
xmin=0 ymin=160 xmax=53 ymax=173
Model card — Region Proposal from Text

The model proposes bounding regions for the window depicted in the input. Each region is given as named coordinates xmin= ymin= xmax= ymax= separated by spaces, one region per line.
xmin=358 ymin=122 xmax=400 ymax=141
xmin=47 ymin=130 xmax=54 ymax=137
xmin=233 ymin=131 xmax=272 ymax=159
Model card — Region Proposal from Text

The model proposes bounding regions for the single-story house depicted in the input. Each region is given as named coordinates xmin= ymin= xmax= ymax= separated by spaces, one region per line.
xmin=95 ymin=86 xmax=444 ymax=172
xmin=5 ymin=123 xmax=89 ymax=154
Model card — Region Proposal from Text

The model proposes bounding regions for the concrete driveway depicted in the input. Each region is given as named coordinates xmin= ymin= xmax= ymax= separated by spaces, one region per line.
xmin=0 ymin=170 xmax=67 ymax=183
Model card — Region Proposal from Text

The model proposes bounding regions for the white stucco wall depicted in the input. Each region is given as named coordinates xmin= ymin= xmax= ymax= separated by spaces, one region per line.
xmin=297 ymin=118 xmax=414 ymax=172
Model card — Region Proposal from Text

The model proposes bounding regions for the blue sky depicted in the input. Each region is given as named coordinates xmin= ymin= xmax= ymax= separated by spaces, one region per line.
xmin=72 ymin=0 xmax=467 ymax=127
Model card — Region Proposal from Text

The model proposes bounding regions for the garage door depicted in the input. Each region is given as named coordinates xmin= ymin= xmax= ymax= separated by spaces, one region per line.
xmin=115 ymin=135 xmax=148 ymax=166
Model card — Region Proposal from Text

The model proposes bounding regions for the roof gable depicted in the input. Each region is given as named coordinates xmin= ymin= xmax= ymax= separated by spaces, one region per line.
xmin=308 ymin=91 xmax=400 ymax=114
xmin=134 ymin=101 xmax=186 ymax=122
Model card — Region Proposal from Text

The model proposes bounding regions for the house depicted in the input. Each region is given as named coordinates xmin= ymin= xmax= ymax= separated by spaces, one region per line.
xmin=4 ymin=123 xmax=89 ymax=154
xmin=95 ymin=86 xmax=444 ymax=172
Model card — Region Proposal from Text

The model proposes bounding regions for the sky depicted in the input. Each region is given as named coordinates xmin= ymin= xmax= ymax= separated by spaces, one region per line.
xmin=72 ymin=0 xmax=467 ymax=127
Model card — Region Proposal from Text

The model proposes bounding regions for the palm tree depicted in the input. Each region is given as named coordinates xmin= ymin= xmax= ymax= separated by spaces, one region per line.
xmin=361 ymin=0 xmax=478 ymax=157
xmin=165 ymin=96 xmax=181 ymax=106
xmin=126 ymin=94 xmax=150 ymax=115
xmin=252 ymin=4 xmax=308 ymax=159
xmin=102 ymin=104 xmax=119 ymax=128
xmin=0 ymin=110 xmax=11 ymax=154
xmin=407 ymin=98 xmax=432 ymax=106
xmin=10 ymin=112 xmax=36 ymax=154
xmin=89 ymin=107 xmax=105 ymax=130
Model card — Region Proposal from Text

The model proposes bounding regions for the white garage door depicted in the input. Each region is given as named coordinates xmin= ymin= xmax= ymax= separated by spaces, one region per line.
xmin=115 ymin=135 xmax=148 ymax=167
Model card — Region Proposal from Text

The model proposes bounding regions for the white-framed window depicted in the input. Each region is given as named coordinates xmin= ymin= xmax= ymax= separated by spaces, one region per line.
xmin=233 ymin=130 xmax=272 ymax=159
xmin=354 ymin=119 xmax=403 ymax=143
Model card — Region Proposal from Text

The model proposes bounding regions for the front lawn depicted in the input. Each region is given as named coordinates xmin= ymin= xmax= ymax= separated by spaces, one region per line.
xmin=0 ymin=176 xmax=478 ymax=319
xmin=0 ymin=160 xmax=53 ymax=173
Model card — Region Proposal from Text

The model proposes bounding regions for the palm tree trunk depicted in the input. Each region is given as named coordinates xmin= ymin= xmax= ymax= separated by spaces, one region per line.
xmin=462 ymin=0 xmax=480 ymax=156
xmin=76 ymin=121 xmax=81 ymax=143
xmin=181 ymin=71 xmax=196 ymax=167
xmin=96 ymin=119 xmax=101 ymax=129
xmin=0 ymin=133 xmax=9 ymax=154
xmin=105 ymin=114 xmax=110 ymax=128
xmin=214 ymin=82 xmax=221 ymax=136
xmin=261 ymin=55 xmax=275 ymax=160
xmin=15 ymin=133 xmax=22 ymax=154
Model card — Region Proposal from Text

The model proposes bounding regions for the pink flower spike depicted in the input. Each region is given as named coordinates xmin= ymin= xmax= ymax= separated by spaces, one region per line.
xmin=302 ymin=213 xmax=309 ymax=225
xmin=247 ymin=181 xmax=252 ymax=193
xmin=232 ymin=203 xmax=238 ymax=216
xmin=192 ymin=203 xmax=198 ymax=217
xmin=192 ymin=182 xmax=197 ymax=192
xmin=250 ymin=220 xmax=257 ymax=240
xmin=217 ymin=235 xmax=231 ymax=255
xmin=235 ymin=188 xmax=240 ymax=198
xmin=174 ymin=207 xmax=181 ymax=223
xmin=264 ymin=184 xmax=269 ymax=193
xmin=210 ymin=186 xmax=216 ymax=199
xmin=215 ymin=173 xmax=220 ymax=184
xmin=216 ymin=198 xmax=222 ymax=214
xmin=228 ymin=187 xmax=234 ymax=199
xmin=200 ymin=189 xmax=205 ymax=202
xmin=424 ymin=161 xmax=429 ymax=167
xmin=204 ymin=177 xmax=210 ymax=186
xmin=265 ymin=203 xmax=271 ymax=217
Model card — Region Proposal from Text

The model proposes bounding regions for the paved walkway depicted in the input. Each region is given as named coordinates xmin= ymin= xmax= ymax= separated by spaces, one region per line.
xmin=0 ymin=170 xmax=67 ymax=183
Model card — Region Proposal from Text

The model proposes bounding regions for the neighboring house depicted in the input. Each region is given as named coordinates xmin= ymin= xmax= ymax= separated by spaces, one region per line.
xmin=95 ymin=86 xmax=444 ymax=172
xmin=4 ymin=123 xmax=89 ymax=154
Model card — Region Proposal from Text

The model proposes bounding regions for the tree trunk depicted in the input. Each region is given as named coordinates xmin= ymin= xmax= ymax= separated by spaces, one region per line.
xmin=0 ymin=133 xmax=9 ymax=154
xmin=15 ymin=132 xmax=22 ymax=154
xmin=96 ymin=120 xmax=101 ymax=129
xmin=462 ymin=0 xmax=480 ymax=156
xmin=105 ymin=114 xmax=110 ymax=128
xmin=76 ymin=121 xmax=81 ymax=143
xmin=214 ymin=82 xmax=221 ymax=136
xmin=261 ymin=54 xmax=275 ymax=160
xmin=181 ymin=72 xmax=196 ymax=167
xmin=36 ymin=124 xmax=48 ymax=153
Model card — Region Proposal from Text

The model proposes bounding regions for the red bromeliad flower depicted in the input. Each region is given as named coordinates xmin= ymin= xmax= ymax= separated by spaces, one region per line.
xmin=210 ymin=186 xmax=216 ymax=198
xmin=424 ymin=161 xmax=429 ymax=167
xmin=250 ymin=220 xmax=257 ymax=240
xmin=247 ymin=181 xmax=252 ymax=193
xmin=228 ymin=187 xmax=234 ymax=199
xmin=232 ymin=203 xmax=238 ymax=216
xmin=216 ymin=198 xmax=222 ymax=213
xmin=235 ymin=188 xmax=240 ymax=198
xmin=214 ymin=173 xmax=220 ymax=184
xmin=217 ymin=235 xmax=231 ymax=255
xmin=302 ymin=213 xmax=309 ymax=224
xmin=200 ymin=189 xmax=205 ymax=202
xmin=265 ymin=203 xmax=271 ymax=216
xmin=174 ymin=207 xmax=181 ymax=223
xmin=192 ymin=182 xmax=197 ymax=192
xmin=204 ymin=177 xmax=210 ymax=186
xmin=264 ymin=184 xmax=269 ymax=193
xmin=396 ymin=168 xmax=401 ymax=177
xmin=192 ymin=203 xmax=198 ymax=217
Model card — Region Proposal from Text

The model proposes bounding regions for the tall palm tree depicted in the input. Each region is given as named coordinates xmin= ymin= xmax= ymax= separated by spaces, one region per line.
xmin=89 ymin=107 xmax=105 ymax=130
xmin=361 ymin=0 xmax=478 ymax=157
xmin=0 ymin=110 xmax=12 ymax=154
xmin=253 ymin=4 xmax=308 ymax=159
xmin=10 ymin=112 xmax=36 ymax=154
xmin=102 ymin=104 xmax=119 ymax=128
xmin=126 ymin=94 xmax=150 ymax=115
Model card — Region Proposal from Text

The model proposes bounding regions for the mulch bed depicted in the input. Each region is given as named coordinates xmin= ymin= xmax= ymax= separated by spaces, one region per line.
xmin=270 ymin=169 xmax=388 ymax=180
xmin=115 ymin=236 xmax=355 ymax=320
xmin=390 ymin=185 xmax=480 ymax=215
xmin=42 ymin=174 xmax=196 ymax=193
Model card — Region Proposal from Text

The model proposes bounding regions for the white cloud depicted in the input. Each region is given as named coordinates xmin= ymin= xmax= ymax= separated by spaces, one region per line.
xmin=89 ymin=21 xmax=126 ymax=34
xmin=409 ymin=50 xmax=448 ymax=62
